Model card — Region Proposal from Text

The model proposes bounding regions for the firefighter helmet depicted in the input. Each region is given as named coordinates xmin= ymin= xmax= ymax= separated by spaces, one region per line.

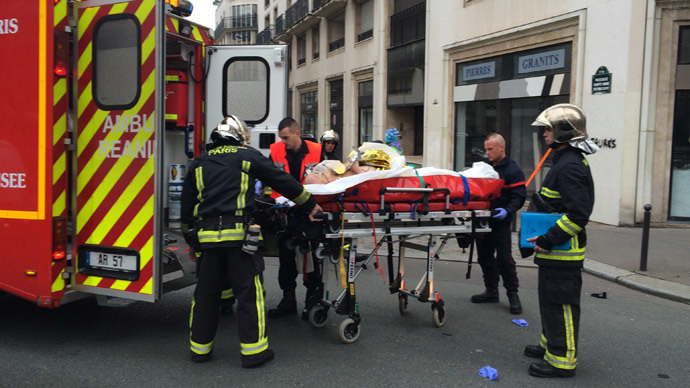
xmin=211 ymin=115 xmax=250 ymax=144
xmin=320 ymin=129 xmax=339 ymax=145
xmin=531 ymin=103 xmax=587 ymax=143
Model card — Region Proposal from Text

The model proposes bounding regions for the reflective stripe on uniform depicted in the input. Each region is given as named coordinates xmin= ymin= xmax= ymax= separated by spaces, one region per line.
xmin=540 ymin=187 xmax=561 ymax=199
xmin=536 ymin=246 xmax=585 ymax=261
xmin=557 ymin=215 xmax=582 ymax=237
xmin=190 ymin=338 xmax=214 ymax=355
xmin=221 ymin=288 xmax=234 ymax=300
xmin=540 ymin=334 xmax=547 ymax=350
xmin=292 ymin=188 xmax=311 ymax=205
xmin=254 ymin=275 xmax=266 ymax=339
xmin=198 ymin=225 xmax=245 ymax=243
xmin=240 ymin=336 xmax=268 ymax=356
xmin=237 ymin=161 xmax=250 ymax=210
xmin=193 ymin=167 xmax=205 ymax=218
xmin=544 ymin=304 xmax=577 ymax=370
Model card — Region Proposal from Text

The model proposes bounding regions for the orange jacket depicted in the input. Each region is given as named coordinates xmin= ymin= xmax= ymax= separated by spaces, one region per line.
xmin=269 ymin=140 xmax=321 ymax=197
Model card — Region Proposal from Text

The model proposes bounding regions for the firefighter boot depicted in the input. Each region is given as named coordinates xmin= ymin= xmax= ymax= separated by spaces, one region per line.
xmin=268 ymin=290 xmax=297 ymax=318
xmin=242 ymin=349 xmax=275 ymax=369
xmin=470 ymin=287 xmax=499 ymax=303
xmin=508 ymin=292 xmax=523 ymax=314
xmin=524 ymin=344 xmax=546 ymax=359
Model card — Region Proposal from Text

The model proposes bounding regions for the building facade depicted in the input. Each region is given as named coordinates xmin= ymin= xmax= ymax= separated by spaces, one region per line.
xmin=215 ymin=0 xmax=259 ymax=45
xmin=241 ymin=0 xmax=690 ymax=226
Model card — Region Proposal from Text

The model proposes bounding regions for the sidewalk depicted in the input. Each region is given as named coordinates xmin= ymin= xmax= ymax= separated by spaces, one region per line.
xmin=356 ymin=221 xmax=690 ymax=304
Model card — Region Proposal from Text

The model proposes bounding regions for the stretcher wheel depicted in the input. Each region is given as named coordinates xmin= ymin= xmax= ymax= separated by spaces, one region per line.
xmin=314 ymin=246 xmax=326 ymax=260
xmin=432 ymin=304 xmax=446 ymax=328
xmin=308 ymin=305 xmax=329 ymax=328
xmin=327 ymin=220 xmax=341 ymax=234
xmin=338 ymin=318 xmax=361 ymax=344
xmin=398 ymin=294 xmax=408 ymax=315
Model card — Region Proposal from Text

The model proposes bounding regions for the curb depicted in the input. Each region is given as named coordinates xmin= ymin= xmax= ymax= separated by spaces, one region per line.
xmin=583 ymin=259 xmax=690 ymax=305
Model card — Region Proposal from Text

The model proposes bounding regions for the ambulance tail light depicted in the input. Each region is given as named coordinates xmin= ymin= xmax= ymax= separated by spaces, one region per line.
xmin=54 ymin=31 xmax=69 ymax=78
xmin=52 ymin=217 xmax=67 ymax=260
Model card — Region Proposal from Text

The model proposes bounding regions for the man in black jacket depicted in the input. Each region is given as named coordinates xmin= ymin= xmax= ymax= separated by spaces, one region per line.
xmin=524 ymin=104 xmax=597 ymax=378
xmin=470 ymin=133 xmax=526 ymax=314
xmin=181 ymin=115 xmax=322 ymax=368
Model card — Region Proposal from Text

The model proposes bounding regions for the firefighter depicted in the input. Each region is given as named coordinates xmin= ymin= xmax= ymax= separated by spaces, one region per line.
xmin=524 ymin=104 xmax=597 ymax=378
xmin=267 ymin=117 xmax=323 ymax=319
xmin=470 ymin=133 xmax=526 ymax=314
xmin=320 ymin=129 xmax=341 ymax=161
xmin=181 ymin=115 xmax=322 ymax=367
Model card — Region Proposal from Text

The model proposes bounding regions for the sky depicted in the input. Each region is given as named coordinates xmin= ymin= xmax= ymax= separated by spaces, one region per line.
xmin=185 ymin=1 xmax=217 ymax=29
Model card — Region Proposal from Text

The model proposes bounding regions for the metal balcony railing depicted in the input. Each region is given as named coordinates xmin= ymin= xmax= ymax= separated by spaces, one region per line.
xmin=312 ymin=0 xmax=331 ymax=9
xmin=215 ymin=15 xmax=258 ymax=40
xmin=390 ymin=1 xmax=426 ymax=48
xmin=328 ymin=37 xmax=344 ymax=52
xmin=285 ymin=0 xmax=309 ymax=30
xmin=256 ymin=25 xmax=274 ymax=44
xmin=275 ymin=14 xmax=286 ymax=36
xmin=357 ymin=29 xmax=373 ymax=42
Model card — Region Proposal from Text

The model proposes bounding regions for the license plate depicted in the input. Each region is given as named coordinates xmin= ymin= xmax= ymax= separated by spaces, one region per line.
xmin=85 ymin=251 xmax=138 ymax=271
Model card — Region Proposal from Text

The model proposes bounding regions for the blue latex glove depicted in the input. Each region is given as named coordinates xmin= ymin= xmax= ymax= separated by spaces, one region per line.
xmin=478 ymin=366 xmax=498 ymax=381
xmin=492 ymin=207 xmax=507 ymax=220
xmin=254 ymin=180 xmax=263 ymax=196
xmin=512 ymin=318 xmax=529 ymax=327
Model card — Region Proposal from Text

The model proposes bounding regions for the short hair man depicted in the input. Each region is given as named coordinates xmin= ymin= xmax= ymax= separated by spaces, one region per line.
xmin=470 ymin=133 xmax=527 ymax=314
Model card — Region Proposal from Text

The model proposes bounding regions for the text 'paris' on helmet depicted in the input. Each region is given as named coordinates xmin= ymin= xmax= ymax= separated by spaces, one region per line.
xmin=531 ymin=103 xmax=587 ymax=143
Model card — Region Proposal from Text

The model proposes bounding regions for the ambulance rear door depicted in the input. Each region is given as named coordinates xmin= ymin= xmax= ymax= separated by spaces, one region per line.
xmin=72 ymin=0 xmax=164 ymax=302
xmin=205 ymin=45 xmax=287 ymax=156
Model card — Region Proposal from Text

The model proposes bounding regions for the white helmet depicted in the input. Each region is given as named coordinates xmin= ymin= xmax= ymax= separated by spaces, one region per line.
xmin=320 ymin=129 xmax=339 ymax=145
xmin=531 ymin=103 xmax=587 ymax=143
xmin=211 ymin=115 xmax=250 ymax=144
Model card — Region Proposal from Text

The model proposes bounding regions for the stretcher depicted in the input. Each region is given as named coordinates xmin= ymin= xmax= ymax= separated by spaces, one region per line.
xmin=279 ymin=171 xmax=503 ymax=344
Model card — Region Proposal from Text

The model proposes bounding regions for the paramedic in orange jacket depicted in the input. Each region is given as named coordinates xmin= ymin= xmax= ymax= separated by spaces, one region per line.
xmin=267 ymin=117 xmax=323 ymax=319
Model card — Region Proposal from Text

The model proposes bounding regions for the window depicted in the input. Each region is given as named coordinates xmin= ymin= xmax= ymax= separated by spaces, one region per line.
xmin=357 ymin=0 xmax=373 ymax=42
xmin=358 ymin=80 xmax=373 ymax=144
xmin=93 ymin=15 xmax=141 ymax=110
xmin=297 ymin=35 xmax=306 ymax=65
xmin=328 ymin=13 xmax=345 ymax=52
xmin=300 ymin=90 xmax=318 ymax=139
xmin=223 ymin=58 xmax=269 ymax=124
xmin=312 ymin=27 xmax=320 ymax=60
xmin=679 ymin=26 xmax=690 ymax=64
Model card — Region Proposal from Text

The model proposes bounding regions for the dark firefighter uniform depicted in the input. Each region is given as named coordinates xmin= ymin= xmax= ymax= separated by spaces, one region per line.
xmin=475 ymin=156 xmax=526 ymax=295
xmin=181 ymin=144 xmax=317 ymax=365
xmin=532 ymin=146 xmax=594 ymax=373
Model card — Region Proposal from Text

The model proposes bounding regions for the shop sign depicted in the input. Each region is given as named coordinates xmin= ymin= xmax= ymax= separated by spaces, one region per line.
xmin=462 ymin=61 xmax=495 ymax=81
xmin=592 ymin=66 xmax=612 ymax=94
xmin=517 ymin=49 xmax=565 ymax=74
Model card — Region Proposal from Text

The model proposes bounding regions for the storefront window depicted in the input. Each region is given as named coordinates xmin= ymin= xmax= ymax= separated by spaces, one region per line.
xmin=670 ymin=90 xmax=690 ymax=219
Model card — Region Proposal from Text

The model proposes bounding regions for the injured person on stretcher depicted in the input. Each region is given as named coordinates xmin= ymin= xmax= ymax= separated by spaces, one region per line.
xmin=303 ymin=145 xmax=395 ymax=185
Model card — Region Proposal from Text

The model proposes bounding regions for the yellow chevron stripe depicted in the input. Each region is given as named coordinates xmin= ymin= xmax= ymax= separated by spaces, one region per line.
xmin=83 ymin=275 xmax=102 ymax=287
xmin=113 ymin=195 xmax=154 ymax=248
xmin=53 ymin=153 xmax=66 ymax=185
xmin=51 ymin=267 xmax=66 ymax=293
xmin=54 ymin=0 xmax=67 ymax=27
xmin=53 ymin=115 xmax=67 ymax=147
xmin=191 ymin=26 xmax=203 ymax=42
xmin=77 ymin=73 xmax=155 ymax=189
xmin=54 ymin=77 xmax=66 ymax=106
xmin=77 ymin=130 xmax=154 ymax=236
xmin=53 ymin=190 xmax=66 ymax=218
xmin=84 ymin=158 xmax=153 ymax=243
xmin=110 ymin=2 xmax=128 ymax=14
xmin=77 ymin=7 xmax=98 ymax=79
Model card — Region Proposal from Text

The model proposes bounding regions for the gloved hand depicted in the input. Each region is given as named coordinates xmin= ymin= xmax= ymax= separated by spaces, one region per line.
xmin=254 ymin=180 xmax=263 ymax=196
xmin=492 ymin=207 xmax=507 ymax=220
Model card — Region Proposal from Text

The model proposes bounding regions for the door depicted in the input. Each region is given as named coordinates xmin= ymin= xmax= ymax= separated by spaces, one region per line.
xmin=73 ymin=0 xmax=162 ymax=302
xmin=205 ymin=45 xmax=288 ymax=157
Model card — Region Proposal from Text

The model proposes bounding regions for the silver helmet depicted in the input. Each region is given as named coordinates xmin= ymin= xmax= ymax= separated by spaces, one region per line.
xmin=211 ymin=115 xmax=250 ymax=144
xmin=531 ymin=103 xmax=587 ymax=143
xmin=320 ymin=129 xmax=340 ymax=145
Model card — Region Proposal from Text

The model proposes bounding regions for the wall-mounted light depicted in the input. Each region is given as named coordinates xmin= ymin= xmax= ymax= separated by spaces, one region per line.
xmin=179 ymin=20 xmax=193 ymax=37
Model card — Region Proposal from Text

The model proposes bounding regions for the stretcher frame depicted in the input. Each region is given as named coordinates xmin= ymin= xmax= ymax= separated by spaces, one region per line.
xmin=287 ymin=187 xmax=494 ymax=344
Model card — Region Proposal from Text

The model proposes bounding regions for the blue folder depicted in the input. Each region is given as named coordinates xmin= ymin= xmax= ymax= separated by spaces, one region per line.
xmin=520 ymin=212 xmax=571 ymax=250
